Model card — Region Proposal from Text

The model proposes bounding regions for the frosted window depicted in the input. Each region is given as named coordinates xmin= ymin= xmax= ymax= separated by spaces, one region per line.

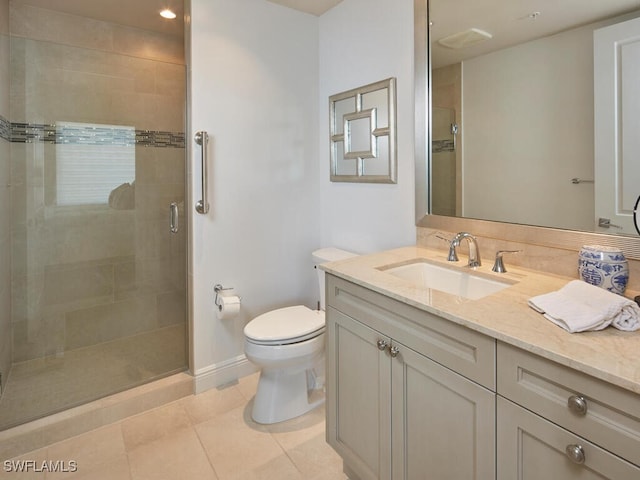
xmin=56 ymin=122 xmax=135 ymax=206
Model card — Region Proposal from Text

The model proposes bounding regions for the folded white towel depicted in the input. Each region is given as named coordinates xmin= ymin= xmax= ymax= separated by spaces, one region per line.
xmin=528 ymin=280 xmax=640 ymax=333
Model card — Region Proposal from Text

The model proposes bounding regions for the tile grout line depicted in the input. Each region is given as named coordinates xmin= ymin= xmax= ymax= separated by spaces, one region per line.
xmin=273 ymin=434 xmax=306 ymax=477
xmin=191 ymin=421 xmax=222 ymax=480
xmin=119 ymin=422 xmax=135 ymax=480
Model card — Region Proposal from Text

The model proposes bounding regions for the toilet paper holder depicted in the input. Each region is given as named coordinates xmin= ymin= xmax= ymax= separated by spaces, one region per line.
xmin=214 ymin=284 xmax=241 ymax=311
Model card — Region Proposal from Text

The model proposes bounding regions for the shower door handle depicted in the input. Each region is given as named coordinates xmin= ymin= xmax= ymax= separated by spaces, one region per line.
xmin=194 ymin=131 xmax=209 ymax=214
xmin=170 ymin=202 xmax=179 ymax=233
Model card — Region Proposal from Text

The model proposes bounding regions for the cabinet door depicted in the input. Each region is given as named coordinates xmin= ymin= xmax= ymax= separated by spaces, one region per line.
xmin=497 ymin=397 xmax=640 ymax=480
xmin=391 ymin=344 xmax=495 ymax=480
xmin=326 ymin=307 xmax=392 ymax=480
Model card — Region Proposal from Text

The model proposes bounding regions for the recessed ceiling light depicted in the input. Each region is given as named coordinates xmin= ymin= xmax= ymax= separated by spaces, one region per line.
xmin=160 ymin=9 xmax=177 ymax=19
xmin=519 ymin=11 xmax=541 ymax=21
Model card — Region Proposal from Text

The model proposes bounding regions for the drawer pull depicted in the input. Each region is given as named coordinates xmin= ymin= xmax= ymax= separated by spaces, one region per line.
xmin=567 ymin=395 xmax=588 ymax=416
xmin=389 ymin=345 xmax=400 ymax=358
xmin=565 ymin=444 xmax=586 ymax=464
xmin=377 ymin=339 xmax=389 ymax=351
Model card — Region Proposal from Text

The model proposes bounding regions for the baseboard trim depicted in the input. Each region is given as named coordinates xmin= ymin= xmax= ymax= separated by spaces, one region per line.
xmin=193 ymin=355 xmax=258 ymax=394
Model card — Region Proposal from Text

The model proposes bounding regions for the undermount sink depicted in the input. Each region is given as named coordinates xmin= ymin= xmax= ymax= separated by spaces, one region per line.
xmin=379 ymin=260 xmax=514 ymax=300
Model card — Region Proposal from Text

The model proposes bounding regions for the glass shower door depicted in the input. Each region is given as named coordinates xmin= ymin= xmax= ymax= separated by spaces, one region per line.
xmin=0 ymin=3 xmax=187 ymax=430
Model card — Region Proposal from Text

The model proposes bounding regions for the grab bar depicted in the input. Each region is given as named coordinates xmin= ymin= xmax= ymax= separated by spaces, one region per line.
xmin=195 ymin=131 xmax=209 ymax=214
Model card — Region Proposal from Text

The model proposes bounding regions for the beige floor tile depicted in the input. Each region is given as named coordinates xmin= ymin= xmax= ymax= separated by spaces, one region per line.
xmin=195 ymin=406 xmax=284 ymax=480
xmin=308 ymin=469 xmax=349 ymax=480
xmin=46 ymin=424 xmax=125 ymax=478
xmin=0 ymin=448 xmax=48 ymax=480
xmin=225 ymin=454 xmax=302 ymax=480
xmin=120 ymin=402 xmax=191 ymax=452
xmin=2 ymin=371 xmax=347 ymax=480
xmin=128 ymin=428 xmax=216 ymax=480
xmin=65 ymin=454 xmax=132 ymax=480
xmin=179 ymin=385 xmax=246 ymax=426
xmin=266 ymin=404 xmax=326 ymax=451
xmin=266 ymin=402 xmax=346 ymax=480
xmin=235 ymin=373 xmax=259 ymax=402
xmin=283 ymin=431 xmax=345 ymax=479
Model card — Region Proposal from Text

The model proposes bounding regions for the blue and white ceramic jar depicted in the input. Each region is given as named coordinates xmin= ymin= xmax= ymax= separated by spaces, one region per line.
xmin=578 ymin=245 xmax=629 ymax=294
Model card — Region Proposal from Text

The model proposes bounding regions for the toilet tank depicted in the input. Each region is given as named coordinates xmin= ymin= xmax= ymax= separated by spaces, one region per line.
xmin=312 ymin=248 xmax=357 ymax=310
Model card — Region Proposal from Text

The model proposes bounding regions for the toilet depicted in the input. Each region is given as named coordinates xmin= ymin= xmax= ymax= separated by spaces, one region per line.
xmin=243 ymin=247 xmax=357 ymax=424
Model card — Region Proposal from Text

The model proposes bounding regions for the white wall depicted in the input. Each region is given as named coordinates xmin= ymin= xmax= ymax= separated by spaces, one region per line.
xmin=190 ymin=0 xmax=321 ymax=388
xmin=318 ymin=0 xmax=416 ymax=254
xmin=462 ymin=24 xmax=595 ymax=231
xmin=189 ymin=0 xmax=416 ymax=389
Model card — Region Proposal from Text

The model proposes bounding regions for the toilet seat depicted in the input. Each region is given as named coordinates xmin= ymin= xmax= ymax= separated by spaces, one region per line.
xmin=244 ymin=306 xmax=325 ymax=346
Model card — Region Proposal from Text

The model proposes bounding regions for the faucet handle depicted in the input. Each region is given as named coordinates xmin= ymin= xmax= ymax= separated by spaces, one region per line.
xmin=492 ymin=250 xmax=522 ymax=273
xmin=432 ymin=231 xmax=451 ymax=242
xmin=430 ymin=232 xmax=459 ymax=261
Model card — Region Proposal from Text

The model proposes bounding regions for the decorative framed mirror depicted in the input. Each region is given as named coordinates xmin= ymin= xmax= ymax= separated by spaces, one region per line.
xmin=329 ymin=77 xmax=397 ymax=183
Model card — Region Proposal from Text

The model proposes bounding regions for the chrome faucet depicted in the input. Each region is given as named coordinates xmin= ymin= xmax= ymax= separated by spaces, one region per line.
xmin=448 ymin=232 xmax=481 ymax=268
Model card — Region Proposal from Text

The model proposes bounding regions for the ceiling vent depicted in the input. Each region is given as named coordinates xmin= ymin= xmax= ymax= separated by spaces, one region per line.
xmin=437 ymin=28 xmax=493 ymax=49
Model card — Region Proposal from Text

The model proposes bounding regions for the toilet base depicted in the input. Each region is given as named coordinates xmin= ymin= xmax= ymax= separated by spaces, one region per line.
xmin=251 ymin=365 xmax=324 ymax=424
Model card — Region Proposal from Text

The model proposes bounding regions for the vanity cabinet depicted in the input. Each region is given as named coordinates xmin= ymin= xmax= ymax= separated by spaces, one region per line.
xmin=325 ymin=272 xmax=640 ymax=480
xmin=496 ymin=342 xmax=640 ymax=479
xmin=325 ymin=274 xmax=496 ymax=480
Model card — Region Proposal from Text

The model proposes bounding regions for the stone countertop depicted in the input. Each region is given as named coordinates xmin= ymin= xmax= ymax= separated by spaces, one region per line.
xmin=320 ymin=246 xmax=640 ymax=395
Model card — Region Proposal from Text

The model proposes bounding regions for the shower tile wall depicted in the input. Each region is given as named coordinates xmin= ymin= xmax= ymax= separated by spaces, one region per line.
xmin=432 ymin=63 xmax=461 ymax=217
xmin=8 ymin=3 xmax=186 ymax=369
xmin=0 ymin=0 xmax=11 ymax=392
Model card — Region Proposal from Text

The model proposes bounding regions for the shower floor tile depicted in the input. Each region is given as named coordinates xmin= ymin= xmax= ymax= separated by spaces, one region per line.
xmin=0 ymin=325 xmax=186 ymax=430
xmin=1 ymin=373 xmax=347 ymax=480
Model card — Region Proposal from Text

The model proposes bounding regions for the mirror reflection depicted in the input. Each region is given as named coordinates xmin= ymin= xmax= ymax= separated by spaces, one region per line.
xmin=426 ymin=0 xmax=640 ymax=236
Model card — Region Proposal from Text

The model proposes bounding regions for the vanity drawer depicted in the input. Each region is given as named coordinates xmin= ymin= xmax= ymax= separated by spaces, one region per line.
xmin=327 ymin=274 xmax=496 ymax=390
xmin=497 ymin=396 xmax=640 ymax=479
xmin=497 ymin=342 xmax=640 ymax=466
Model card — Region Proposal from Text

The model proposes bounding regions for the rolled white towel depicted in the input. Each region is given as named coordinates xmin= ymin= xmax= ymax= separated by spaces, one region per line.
xmin=528 ymin=280 xmax=640 ymax=333
xmin=612 ymin=308 xmax=640 ymax=332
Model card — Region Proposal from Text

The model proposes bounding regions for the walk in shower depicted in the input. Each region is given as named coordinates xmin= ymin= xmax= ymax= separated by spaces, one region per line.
xmin=0 ymin=0 xmax=187 ymax=430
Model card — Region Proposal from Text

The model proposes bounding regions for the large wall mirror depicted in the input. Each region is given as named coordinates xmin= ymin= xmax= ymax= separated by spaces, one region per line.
xmin=415 ymin=0 xmax=640 ymax=255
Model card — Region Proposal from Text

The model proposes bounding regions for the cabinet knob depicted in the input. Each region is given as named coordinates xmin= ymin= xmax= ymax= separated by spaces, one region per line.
xmin=565 ymin=444 xmax=586 ymax=464
xmin=377 ymin=339 xmax=389 ymax=351
xmin=567 ymin=395 xmax=588 ymax=416
xmin=389 ymin=345 xmax=400 ymax=358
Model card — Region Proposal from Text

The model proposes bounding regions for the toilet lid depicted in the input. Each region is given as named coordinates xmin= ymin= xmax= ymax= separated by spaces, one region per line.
xmin=244 ymin=306 xmax=325 ymax=345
